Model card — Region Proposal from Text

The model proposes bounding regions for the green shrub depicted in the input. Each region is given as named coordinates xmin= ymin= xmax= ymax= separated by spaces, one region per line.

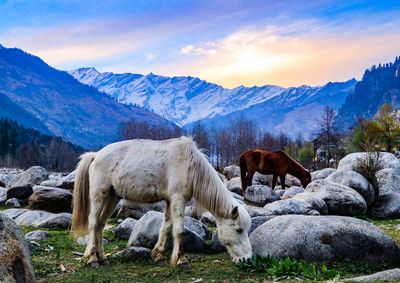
xmin=236 ymin=254 xmax=339 ymax=280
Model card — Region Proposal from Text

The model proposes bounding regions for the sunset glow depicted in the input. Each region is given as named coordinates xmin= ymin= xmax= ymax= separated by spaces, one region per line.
xmin=1 ymin=0 xmax=399 ymax=88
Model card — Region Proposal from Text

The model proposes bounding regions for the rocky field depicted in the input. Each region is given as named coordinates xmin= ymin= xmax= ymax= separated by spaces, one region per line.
xmin=1 ymin=151 xmax=400 ymax=282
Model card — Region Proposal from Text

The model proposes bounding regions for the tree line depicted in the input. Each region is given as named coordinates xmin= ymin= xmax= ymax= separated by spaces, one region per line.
xmin=121 ymin=103 xmax=400 ymax=170
xmin=0 ymin=118 xmax=84 ymax=171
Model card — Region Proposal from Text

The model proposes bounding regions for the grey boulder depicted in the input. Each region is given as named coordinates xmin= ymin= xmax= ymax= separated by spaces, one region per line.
xmin=223 ymin=165 xmax=240 ymax=180
xmin=327 ymin=170 xmax=375 ymax=207
xmin=127 ymin=211 xmax=205 ymax=252
xmin=7 ymin=166 xmax=48 ymax=188
xmin=112 ymin=218 xmax=137 ymax=240
xmin=250 ymin=215 xmax=400 ymax=265
xmin=226 ymin=177 xmax=243 ymax=195
xmin=282 ymin=186 xmax=304 ymax=199
xmin=56 ymin=170 xmax=76 ymax=190
xmin=376 ymin=168 xmax=400 ymax=195
xmin=5 ymin=198 xmax=21 ymax=208
xmin=244 ymin=185 xmax=280 ymax=206
xmin=344 ymin=268 xmax=400 ymax=282
xmin=292 ymin=192 xmax=329 ymax=215
xmin=305 ymin=179 xmax=367 ymax=215
xmin=311 ymin=168 xmax=336 ymax=180
xmin=264 ymin=199 xmax=319 ymax=215
xmin=370 ymin=193 xmax=400 ymax=219
xmin=117 ymin=200 xmax=166 ymax=219
xmin=0 ymin=212 xmax=36 ymax=282
xmin=25 ymin=230 xmax=50 ymax=241
xmin=115 ymin=247 xmax=152 ymax=258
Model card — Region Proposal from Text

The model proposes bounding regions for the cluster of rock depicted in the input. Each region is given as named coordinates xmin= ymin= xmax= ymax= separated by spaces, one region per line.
xmin=0 ymin=151 xmax=399 ymax=280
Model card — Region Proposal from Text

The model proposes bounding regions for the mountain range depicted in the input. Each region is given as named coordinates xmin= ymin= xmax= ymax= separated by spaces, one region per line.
xmin=0 ymin=45 xmax=177 ymax=148
xmin=69 ymin=68 xmax=357 ymax=137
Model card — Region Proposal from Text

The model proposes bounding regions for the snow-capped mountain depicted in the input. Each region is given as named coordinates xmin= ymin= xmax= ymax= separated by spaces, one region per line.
xmin=69 ymin=68 xmax=356 ymax=134
xmin=68 ymin=68 xmax=285 ymax=126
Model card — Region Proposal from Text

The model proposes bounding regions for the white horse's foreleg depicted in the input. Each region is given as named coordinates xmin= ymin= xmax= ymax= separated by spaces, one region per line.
xmin=170 ymin=197 xmax=189 ymax=268
xmin=95 ymin=194 xmax=120 ymax=265
xmin=152 ymin=201 xmax=171 ymax=266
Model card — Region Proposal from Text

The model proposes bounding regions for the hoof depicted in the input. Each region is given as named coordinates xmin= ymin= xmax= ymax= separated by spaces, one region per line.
xmin=99 ymin=259 xmax=110 ymax=266
xmin=178 ymin=262 xmax=191 ymax=270
xmin=88 ymin=261 xmax=100 ymax=268
xmin=156 ymin=259 xmax=168 ymax=267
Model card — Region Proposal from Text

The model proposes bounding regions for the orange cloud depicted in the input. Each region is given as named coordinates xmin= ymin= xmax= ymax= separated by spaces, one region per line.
xmin=174 ymin=24 xmax=400 ymax=88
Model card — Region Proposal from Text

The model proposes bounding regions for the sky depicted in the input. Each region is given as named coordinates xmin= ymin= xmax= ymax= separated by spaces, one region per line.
xmin=1 ymin=0 xmax=400 ymax=88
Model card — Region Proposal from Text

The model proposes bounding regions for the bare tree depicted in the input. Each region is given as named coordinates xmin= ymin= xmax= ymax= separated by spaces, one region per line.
xmin=314 ymin=106 xmax=338 ymax=167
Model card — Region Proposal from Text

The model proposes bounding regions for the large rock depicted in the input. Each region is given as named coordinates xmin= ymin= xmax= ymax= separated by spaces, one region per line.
xmin=36 ymin=213 xmax=72 ymax=229
xmin=285 ymin=174 xmax=301 ymax=187
xmin=7 ymin=166 xmax=48 ymax=188
xmin=112 ymin=218 xmax=137 ymax=240
xmin=327 ymin=170 xmax=375 ymax=207
xmin=250 ymin=215 xmax=400 ymax=265
xmin=5 ymin=198 xmax=21 ymax=208
xmin=56 ymin=170 xmax=76 ymax=190
xmin=6 ymin=185 xmax=33 ymax=201
xmin=264 ymin=199 xmax=319 ymax=215
xmin=210 ymin=230 xmax=226 ymax=252
xmin=127 ymin=211 xmax=205 ymax=252
xmin=249 ymin=216 xmax=276 ymax=235
xmin=305 ymin=179 xmax=367 ymax=215
xmin=282 ymin=186 xmax=304 ymax=199
xmin=243 ymin=205 xmax=268 ymax=217
xmin=370 ymin=193 xmax=400 ymax=219
xmin=117 ymin=200 xmax=166 ymax=219
xmin=200 ymin=211 xmax=217 ymax=227
xmin=0 ymin=168 xmax=23 ymax=186
xmin=28 ymin=187 xmax=73 ymax=213
xmin=0 ymin=212 xmax=36 ymax=282
xmin=77 ymin=235 xmax=109 ymax=245
xmin=292 ymin=192 xmax=329 ymax=214
xmin=0 ymin=186 xmax=7 ymax=204
xmin=338 ymin=152 xmax=400 ymax=172
xmin=226 ymin=177 xmax=243 ymax=195
xmin=115 ymin=247 xmax=152 ymax=258
xmin=244 ymin=185 xmax=280 ymax=207
xmin=1 ymin=208 xmax=71 ymax=228
xmin=344 ymin=268 xmax=400 ymax=282
xmin=38 ymin=179 xmax=59 ymax=187
xmin=311 ymin=168 xmax=336 ymax=180
xmin=184 ymin=217 xmax=212 ymax=240
xmin=223 ymin=165 xmax=240 ymax=180
xmin=253 ymin=173 xmax=271 ymax=186
xmin=376 ymin=168 xmax=400 ymax=195
xmin=25 ymin=230 xmax=50 ymax=241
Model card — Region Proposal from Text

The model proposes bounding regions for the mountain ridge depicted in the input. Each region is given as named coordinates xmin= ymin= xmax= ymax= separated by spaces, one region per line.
xmin=0 ymin=46 xmax=177 ymax=148
xmin=69 ymin=67 xmax=357 ymax=136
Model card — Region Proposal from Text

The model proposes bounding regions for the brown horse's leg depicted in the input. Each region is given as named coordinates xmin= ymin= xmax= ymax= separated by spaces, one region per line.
xmin=244 ymin=169 xmax=255 ymax=193
xmin=280 ymin=173 xmax=286 ymax=190
xmin=271 ymin=174 xmax=278 ymax=189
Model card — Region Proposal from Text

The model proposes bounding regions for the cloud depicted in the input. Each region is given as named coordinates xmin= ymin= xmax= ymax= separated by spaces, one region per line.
xmin=175 ymin=21 xmax=400 ymax=88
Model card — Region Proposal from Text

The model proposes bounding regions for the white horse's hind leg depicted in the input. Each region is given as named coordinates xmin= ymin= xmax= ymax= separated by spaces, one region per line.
xmin=152 ymin=201 xmax=172 ymax=266
xmin=85 ymin=194 xmax=104 ymax=267
xmin=95 ymin=194 xmax=120 ymax=265
xmin=170 ymin=196 xmax=190 ymax=269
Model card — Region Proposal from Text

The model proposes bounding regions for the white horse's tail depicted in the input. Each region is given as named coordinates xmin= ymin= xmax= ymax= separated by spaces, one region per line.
xmin=71 ymin=152 xmax=96 ymax=239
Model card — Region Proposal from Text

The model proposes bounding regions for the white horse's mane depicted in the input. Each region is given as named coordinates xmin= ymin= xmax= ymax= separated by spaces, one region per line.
xmin=182 ymin=137 xmax=242 ymax=221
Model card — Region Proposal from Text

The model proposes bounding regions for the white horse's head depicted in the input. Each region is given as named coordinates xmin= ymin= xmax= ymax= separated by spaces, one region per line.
xmin=217 ymin=205 xmax=252 ymax=262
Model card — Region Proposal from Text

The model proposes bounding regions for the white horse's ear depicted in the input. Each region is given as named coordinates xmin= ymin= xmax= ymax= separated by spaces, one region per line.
xmin=231 ymin=206 xmax=239 ymax=219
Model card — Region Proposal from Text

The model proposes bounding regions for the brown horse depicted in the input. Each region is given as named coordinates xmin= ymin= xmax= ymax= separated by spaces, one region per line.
xmin=239 ymin=149 xmax=311 ymax=194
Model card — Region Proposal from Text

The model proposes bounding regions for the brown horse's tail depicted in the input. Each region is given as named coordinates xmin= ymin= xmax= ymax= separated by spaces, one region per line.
xmin=71 ymin=152 xmax=96 ymax=239
xmin=239 ymin=153 xmax=248 ymax=193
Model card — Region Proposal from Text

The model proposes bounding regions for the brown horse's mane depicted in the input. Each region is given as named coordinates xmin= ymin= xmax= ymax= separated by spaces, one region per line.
xmin=274 ymin=150 xmax=308 ymax=175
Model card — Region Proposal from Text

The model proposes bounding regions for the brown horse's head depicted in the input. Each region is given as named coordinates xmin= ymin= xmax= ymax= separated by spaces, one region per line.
xmin=301 ymin=170 xmax=312 ymax=188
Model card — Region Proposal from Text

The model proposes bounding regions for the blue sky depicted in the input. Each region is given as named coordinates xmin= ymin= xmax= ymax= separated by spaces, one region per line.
xmin=1 ymin=0 xmax=400 ymax=87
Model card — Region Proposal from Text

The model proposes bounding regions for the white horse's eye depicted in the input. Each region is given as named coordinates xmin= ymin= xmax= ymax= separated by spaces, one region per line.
xmin=236 ymin=228 xmax=243 ymax=234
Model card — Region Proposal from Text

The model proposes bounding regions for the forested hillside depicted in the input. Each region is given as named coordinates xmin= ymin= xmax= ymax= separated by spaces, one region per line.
xmin=0 ymin=118 xmax=84 ymax=170
xmin=336 ymin=56 xmax=400 ymax=129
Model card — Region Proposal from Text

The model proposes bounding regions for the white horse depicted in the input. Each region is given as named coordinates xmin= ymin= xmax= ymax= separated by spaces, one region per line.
xmin=72 ymin=136 xmax=252 ymax=268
